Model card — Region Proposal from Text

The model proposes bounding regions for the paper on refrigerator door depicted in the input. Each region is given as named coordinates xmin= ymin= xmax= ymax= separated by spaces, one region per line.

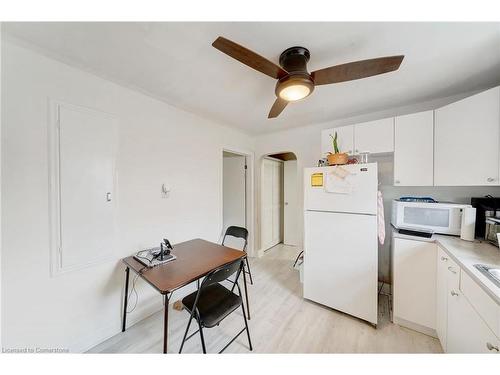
xmin=324 ymin=166 xmax=355 ymax=194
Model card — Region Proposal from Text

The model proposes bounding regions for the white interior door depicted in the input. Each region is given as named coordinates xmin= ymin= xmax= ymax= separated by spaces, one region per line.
xmin=283 ymin=160 xmax=298 ymax=246
xmin=58 ymin=104 xmax=117 ymax=271
xmin=272 ymin=160 xmax=282 ymax=245
xmin=223 ymin=154 xmax=246 ymax=229
xmin=222 ymin=153 xmax=247 ymax=249
xmin=261 ymin=158 xmax=282 ymax=251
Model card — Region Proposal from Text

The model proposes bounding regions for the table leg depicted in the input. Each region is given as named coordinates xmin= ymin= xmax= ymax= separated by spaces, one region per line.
xmin=122 ymin=267 xmax=130 ymax=332
xmin=242 ymin=261 xmax=250 ymax=320
xmin=163 ymin=294 xmax=169 ymax=354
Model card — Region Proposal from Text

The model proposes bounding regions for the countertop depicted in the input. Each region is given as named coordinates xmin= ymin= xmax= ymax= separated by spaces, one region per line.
xmin=392 ymin=229 xmax=500 ymax=305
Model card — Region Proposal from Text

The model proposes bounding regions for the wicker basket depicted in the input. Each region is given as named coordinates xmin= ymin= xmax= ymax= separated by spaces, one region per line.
xmin=327 ymin=152 xmax=349 ymax=166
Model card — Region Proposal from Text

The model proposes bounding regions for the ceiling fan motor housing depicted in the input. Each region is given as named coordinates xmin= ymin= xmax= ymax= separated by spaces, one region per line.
xmin=276 ymin=46 xmax=315 ymax=100
xmin=279 ymin=46 xmax=311 ymax=74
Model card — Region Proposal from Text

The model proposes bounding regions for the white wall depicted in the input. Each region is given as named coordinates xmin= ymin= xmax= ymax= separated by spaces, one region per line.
xmin=223 ymin=153 xmax=246 ymax=229
xmin=1 ymin=41 xmax=254 ymax=352
xmin=0 ymin=24 xmax=3 ymax=349
xmin=254 ymin=92 xmax=500 ymax=281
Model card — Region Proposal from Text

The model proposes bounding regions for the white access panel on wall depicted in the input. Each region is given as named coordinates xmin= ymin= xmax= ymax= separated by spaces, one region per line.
xmin=50 ymin=102 xmax=118 ymax=274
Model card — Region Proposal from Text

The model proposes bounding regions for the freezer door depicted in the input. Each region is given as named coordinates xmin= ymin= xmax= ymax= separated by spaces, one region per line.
xmin=303 ymin=210 xmax=378 ymax=325
xmin=304 ymin=163 xmax=378 ymax=215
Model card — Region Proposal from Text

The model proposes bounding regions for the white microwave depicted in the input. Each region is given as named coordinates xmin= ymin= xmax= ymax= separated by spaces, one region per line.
xmin=391 ymin=200 xmax=471 ymax=236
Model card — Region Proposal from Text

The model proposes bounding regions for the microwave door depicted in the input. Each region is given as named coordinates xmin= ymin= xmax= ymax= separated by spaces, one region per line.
xmin=398 ymin=205 xmax=454 ymax=235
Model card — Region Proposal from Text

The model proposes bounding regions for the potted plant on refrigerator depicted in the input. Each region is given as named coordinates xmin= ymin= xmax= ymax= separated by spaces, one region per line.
xmin=327 ymin=132 xmax=349 ymax=165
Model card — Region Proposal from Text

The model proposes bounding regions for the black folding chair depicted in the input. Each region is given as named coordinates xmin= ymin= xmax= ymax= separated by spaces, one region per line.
xmin=179 ymin=259 xmax=252 ymax=354
xmin=222 ymin=226 xmax=253 ymax=285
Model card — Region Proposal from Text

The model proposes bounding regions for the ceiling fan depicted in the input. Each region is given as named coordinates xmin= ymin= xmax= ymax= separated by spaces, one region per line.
xmin=212 ymin=36 xmax=404 ymax=119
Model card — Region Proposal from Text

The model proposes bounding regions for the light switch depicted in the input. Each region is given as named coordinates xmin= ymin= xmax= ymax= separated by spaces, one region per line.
xmin=161 ymin=184 xmax=170 ymax=198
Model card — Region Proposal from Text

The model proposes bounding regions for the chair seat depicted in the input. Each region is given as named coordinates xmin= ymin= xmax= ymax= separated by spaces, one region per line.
xmin=182 ymin=284 xmax=242 ymax=328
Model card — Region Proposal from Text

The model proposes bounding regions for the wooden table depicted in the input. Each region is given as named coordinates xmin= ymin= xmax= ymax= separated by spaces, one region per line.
xmin=121 ymin=238 xmax=248 ymax=354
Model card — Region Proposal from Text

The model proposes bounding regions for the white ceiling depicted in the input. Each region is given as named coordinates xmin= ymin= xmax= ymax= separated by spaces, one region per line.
xmin=3 ymin=22 xmax=500 ymax=135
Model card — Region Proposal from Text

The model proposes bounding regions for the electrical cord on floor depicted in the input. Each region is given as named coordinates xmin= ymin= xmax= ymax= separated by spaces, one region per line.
xmin=126 ymin=274 xmax=140 ymax=313
xmin=126 ymin=251 xmax=152 ymax=314
xmin=378 ymin=282 xmax=384 ymax=295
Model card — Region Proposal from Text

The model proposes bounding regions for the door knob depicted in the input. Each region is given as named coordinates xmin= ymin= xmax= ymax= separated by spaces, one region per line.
xmin=285 ymin=202 xmax=289 ymax=206
xmin=450 ymin=290 xmax=459 ymax=297
xmin=441 ymin=257 xmax=448 ymax=261
xmin=448 ymin=266 xmax=457 ymax=274
xmin=487 ymin=177 xmax=495 ymax=182
xmin=106 ymin=192 xmax=112 ymax=202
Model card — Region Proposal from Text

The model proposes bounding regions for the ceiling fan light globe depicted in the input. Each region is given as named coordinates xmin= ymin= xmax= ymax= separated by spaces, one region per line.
xmin=279 ymin=84 xmax=311 ymax=101
xmin=276 ymin=75 xmax=314 ymax=102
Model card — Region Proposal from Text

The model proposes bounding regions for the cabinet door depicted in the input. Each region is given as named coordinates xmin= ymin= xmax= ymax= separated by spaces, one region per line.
xmin=354 ymin=118 xmax=394 ymax=154
xmin=320 ymin=125 xmax=354 ymax=157
xmin=447 ymin=287 xmax=500 ymax=353
xmin=392 ymin=238 xmax=437 ymax=331
xmin=434 ymin=87 xmax=500 ymax=186
xmin=436 ymin=247 xmax=452 ymax=350
xmin=394 ymin=111 xmax=434 ymax=186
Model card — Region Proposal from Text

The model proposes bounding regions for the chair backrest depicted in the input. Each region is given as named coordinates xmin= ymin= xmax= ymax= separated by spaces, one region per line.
xmin=201 ymin=258 xmax=243 ymax=288
xmin=222 ymin=226 xmax=248 ymax=251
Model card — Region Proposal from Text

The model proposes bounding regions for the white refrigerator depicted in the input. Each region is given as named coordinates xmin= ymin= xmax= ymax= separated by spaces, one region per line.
xmin=303 ymin=163 xmax=378 ymax=326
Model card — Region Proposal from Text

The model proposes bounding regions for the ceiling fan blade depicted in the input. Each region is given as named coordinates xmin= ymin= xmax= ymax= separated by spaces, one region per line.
xmin=212 ymin=36 xmax=288 ymax=80
xmin=268 ymin=98 xmax=288 ymax=119
xmin=311 ymin=55 xmax=404 ymax=86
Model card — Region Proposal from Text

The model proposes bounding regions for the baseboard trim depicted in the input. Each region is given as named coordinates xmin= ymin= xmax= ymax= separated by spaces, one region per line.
xmin=393 ymin=316 xmax=438 ymax=338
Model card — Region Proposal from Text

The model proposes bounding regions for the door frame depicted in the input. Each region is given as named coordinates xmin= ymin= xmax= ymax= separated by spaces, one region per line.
xmin=220 ymin=147 xmax=255 ymax=256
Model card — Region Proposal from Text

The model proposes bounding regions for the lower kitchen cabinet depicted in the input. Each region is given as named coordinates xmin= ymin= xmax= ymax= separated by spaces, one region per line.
xmin=392 ymin=238 xmax=437 ymax=335
xmin=437 ymin=248 xmax=500 ymax=353
xmin=447 ymin=285 xmax=500 ymax=353
xmin=394 ymin=238 xmax=500 ymax=353
xmin=436 ymin=246 xmax=456 ymax=350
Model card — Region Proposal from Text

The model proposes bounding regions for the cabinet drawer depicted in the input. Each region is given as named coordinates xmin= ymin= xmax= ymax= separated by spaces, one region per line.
xmin=439 ymin=246 xmax=460 ymax=291
xmin=461 ymin=270 xmax=500 ymax=338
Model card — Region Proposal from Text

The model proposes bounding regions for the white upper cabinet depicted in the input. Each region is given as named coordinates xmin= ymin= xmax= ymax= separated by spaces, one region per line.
xmin=354 ymin=118 xmax=394 ymax=154
xmin=394 ymin=111 xmax=434 ymax=186
xmin=434 ymin=87 xmax=500 ymax=186
xmin=320 ymin=125 xmax=354 ymax=157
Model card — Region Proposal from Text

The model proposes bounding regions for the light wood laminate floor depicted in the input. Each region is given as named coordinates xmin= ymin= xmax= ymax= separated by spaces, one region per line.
xmin=88 ymin=244 xmax=443 ymax=354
